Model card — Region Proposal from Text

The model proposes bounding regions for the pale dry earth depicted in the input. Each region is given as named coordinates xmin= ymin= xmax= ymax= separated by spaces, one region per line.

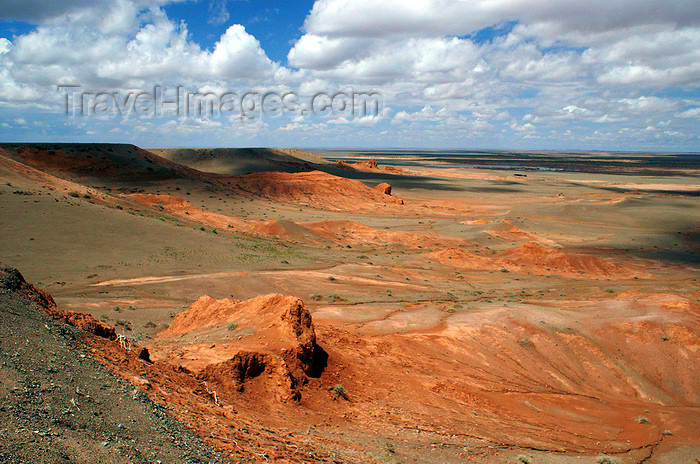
xmin=0 ymin=143 xmax=698 ymax=463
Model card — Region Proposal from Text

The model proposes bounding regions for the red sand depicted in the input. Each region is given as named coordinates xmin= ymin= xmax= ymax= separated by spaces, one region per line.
xmin=486 ymin=219 xmax=559 ymax=246
xmin=336 ymin=158 xmax=411 ymax=175
xmin=3 ymin=144 xmax=698 ymax=462
xmin=430 ymin=241 xmax=638 ymax=278
xmin=224 ymin=170 xmax=403 ymax=210
xmin=160 ymin=294 xmax=320 ymax=398
xmin=24 ymin=284 xmax=700 ymax=459
xmin=128 ymin=193 xmax=463 ymax=249
xmin=499 ymin=241 xmax=636 ymax=278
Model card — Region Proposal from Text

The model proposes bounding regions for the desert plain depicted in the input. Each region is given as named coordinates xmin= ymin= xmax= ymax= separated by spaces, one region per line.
xmin=0 ymin=144 xmax=698 ymax=463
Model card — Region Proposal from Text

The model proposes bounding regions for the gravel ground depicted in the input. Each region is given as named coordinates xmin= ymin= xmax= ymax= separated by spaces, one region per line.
xmin=0 ymin=277 xmax=226 ymax=464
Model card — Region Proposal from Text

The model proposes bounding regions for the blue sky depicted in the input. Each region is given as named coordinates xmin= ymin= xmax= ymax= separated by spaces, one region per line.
xmin=0 ymin=0 xmax=698 ymax=151
xmin=162 ymin=0 xmax=316 ymax=62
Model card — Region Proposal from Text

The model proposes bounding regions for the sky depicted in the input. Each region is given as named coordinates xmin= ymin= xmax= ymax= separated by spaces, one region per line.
xmin=0 ymin=0 xmax=698 ymax=151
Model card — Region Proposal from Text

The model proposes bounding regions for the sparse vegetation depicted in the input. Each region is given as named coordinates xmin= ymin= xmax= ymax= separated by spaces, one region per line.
xmin=596 ymin=455 xmax=621 ymax=464
xmin=115 ymin=320 xmax=132 ymax=331
xmin=333 ymin=384 xmax=348 ymax=399
xmin=3 ymin=144 xmax=698 ymax=462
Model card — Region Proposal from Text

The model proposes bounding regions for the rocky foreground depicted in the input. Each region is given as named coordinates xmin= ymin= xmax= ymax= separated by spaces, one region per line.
xmin=0 ymin=266 xmax=225 ymax=463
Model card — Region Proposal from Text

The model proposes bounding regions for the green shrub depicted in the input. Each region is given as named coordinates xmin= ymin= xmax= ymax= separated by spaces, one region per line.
xmin=227 ymin=322 xmax=238 ymax=331
xmin=333 ymin=384 xmax=348 ymax=399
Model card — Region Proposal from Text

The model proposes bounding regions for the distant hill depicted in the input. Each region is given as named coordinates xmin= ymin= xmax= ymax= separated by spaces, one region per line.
xmin=0 ymin=143 xmax=201 ymax=184
xmin=0 ymin=143 xmax=408 ymax=212
xmin=149 ymin=147 xmax=331 ymax=175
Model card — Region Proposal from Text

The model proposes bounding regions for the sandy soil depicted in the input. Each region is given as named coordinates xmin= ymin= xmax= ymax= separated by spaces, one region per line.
xmin=0 ymin=143 xmax=698 ymax=463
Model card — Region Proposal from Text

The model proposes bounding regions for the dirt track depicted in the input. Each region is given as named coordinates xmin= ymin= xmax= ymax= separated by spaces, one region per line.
xmin=0 ymin=143 xmax=698 ymax=463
